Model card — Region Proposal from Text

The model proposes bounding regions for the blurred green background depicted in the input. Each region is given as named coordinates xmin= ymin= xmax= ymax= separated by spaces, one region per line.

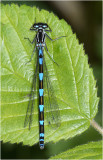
xmin=1 ymin=1 xmax=102 ymax=159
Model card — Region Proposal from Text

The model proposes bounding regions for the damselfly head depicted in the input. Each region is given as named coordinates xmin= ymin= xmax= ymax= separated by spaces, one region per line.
xmin=31 ymin=23 xmax=48 ymax=30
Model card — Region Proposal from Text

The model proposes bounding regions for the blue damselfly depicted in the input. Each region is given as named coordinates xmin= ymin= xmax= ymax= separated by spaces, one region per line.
xmin=24 ymin=21 xmax=66 ymax=149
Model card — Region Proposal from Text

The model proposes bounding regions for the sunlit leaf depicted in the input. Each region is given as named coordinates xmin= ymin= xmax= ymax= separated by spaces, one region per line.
xmin=50 ymin=141 xmax=102 ymax=159
xmin=1 ymin=4 xmax=99 ymax=146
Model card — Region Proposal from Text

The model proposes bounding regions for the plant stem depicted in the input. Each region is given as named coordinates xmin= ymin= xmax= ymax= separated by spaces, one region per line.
xmin=90 ymin=119 xmax=103 ymax=135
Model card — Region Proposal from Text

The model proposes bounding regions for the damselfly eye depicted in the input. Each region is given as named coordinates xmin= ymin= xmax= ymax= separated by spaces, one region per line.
xmin=43 ymin=25 xmax=47 ymax=28
xmin=34 ymin=25 xmax=39 ymax=28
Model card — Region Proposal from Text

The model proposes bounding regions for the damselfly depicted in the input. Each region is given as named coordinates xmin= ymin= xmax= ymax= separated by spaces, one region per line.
xmin=24 ymin=21 xmax=66 ymax=149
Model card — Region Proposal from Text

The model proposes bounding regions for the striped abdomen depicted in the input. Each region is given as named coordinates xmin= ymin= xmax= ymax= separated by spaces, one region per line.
xmin=39 ymin=47 xmax=44 ymax=149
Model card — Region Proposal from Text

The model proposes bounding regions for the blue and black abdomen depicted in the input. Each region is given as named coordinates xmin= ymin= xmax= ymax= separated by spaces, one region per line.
xmin=39 ymin=48 xmax=44 ymax=149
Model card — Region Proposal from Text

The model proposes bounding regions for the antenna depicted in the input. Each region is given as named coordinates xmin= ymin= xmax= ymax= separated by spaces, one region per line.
xmin=47 ymin=18 xmax=48 ymax=24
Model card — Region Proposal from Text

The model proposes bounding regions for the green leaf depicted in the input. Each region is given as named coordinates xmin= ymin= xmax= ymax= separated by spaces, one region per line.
xmin=50 ymin=141 xmax=102 ymax=159
xmin=1 ymin=4 xmax=99 ymax=146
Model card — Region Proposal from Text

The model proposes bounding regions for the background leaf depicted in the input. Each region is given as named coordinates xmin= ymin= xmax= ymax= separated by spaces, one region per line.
xmin=1 ymin=4 xmax=99 ymax=146
xmin=50 ymin=140 xmax=102 ymax=159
